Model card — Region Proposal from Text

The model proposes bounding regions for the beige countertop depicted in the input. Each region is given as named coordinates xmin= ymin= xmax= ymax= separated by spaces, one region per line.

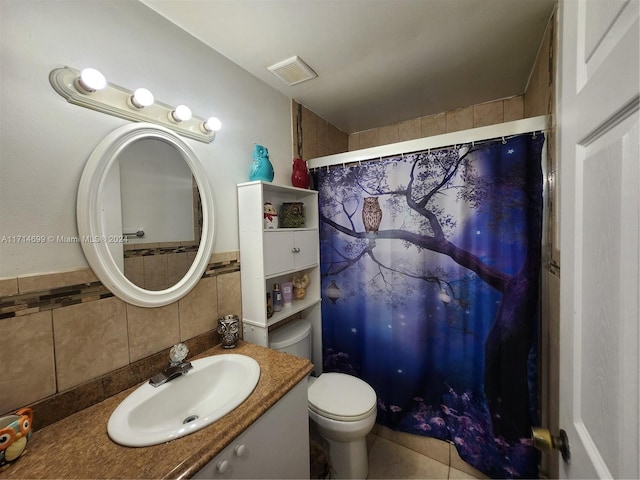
xmin=0 ymin=341 xmax=313 ymax=479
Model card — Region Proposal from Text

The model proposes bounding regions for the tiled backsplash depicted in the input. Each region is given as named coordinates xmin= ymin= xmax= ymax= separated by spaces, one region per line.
xmin=0 ymin=251 xmax=241 ymax=430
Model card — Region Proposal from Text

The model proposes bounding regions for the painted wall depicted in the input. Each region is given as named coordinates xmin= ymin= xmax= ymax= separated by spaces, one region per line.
xmin=0 ymin=0 xmax=293 ymax=278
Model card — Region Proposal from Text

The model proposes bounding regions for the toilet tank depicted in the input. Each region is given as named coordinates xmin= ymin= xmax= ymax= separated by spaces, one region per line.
xmin=269 ymin=319 xmax=312 ymax=361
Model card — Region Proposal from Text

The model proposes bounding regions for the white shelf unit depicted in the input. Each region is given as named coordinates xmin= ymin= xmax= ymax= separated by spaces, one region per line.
xmin=237 ymin=181 xmax=322 ymax=374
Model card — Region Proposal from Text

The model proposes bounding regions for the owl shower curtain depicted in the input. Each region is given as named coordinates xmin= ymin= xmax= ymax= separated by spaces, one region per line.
xmin=317 ymin=133 xmax=544 ymax=479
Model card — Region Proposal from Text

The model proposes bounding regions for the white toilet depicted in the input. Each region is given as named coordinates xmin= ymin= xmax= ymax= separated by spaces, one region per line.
xmin=270 ymin=319 xmax=377 ymax=479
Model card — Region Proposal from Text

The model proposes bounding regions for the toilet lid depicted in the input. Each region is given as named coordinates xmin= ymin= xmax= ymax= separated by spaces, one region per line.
xmin=269 ymin=319 xmax=312 ymax=350
xmin=308 ymin=373 xmax=377 ymax=421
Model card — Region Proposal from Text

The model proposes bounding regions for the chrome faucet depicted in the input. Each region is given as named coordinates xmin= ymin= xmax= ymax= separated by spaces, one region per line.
xmin=149 ymin=343 xmax=193 ymax=387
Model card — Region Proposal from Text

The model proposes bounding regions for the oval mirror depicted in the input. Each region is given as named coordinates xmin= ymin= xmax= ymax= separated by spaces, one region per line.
xmin=77 ymin=123 xmax=216 ymax=307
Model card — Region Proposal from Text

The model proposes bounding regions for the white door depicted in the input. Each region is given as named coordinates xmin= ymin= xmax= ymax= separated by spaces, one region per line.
xmin=557 ymin=0 xmax=639 ymax=478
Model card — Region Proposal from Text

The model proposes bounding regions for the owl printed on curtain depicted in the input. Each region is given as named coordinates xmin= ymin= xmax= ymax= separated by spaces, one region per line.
xmin=362 ymin=197 xmax=382 ymax=234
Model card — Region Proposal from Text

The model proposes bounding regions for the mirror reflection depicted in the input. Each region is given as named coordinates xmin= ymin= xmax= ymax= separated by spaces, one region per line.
xmin=103 ymin=138 xmax=202 ymax=291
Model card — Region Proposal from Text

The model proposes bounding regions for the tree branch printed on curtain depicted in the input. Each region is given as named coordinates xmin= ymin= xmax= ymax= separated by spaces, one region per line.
xmin=317 ymin=134 xmax=544 ymax=479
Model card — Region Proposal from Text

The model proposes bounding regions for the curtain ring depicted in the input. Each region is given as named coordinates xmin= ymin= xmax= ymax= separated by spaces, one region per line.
xmin=326 ymin=165 xmax=330 ymax=173
xmin=532 ymin=131 xmax=537 ymax=139
xmin=502 ymin=137 xmax=507 ymax=144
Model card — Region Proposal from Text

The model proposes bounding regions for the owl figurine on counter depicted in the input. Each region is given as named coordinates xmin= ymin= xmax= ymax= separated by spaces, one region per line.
xmin=249 ymin=144 xmax=274 ymax=183
xmin=0 ymin=407 xmax=33 ymax=467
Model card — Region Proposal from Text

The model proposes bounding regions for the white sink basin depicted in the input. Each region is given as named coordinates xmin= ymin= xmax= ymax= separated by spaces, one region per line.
xmin=107 ymin=354 xmax=260 ymax=447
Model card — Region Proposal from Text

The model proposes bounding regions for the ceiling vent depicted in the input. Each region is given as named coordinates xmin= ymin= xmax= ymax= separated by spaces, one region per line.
xmin=267 ymin=56 xmax=317 ymax=86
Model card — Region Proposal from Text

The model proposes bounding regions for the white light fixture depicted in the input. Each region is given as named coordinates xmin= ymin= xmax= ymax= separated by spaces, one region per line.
xmin=202 ymin=116 xmax=222 ymax=133
xmin=171 ymin=104 xmax=192 ymax=122
xmin=49 ymin=66 xmax=220 ymax=143
xmin=129 ymin=88 xmax=154 ymax=109
xmin=76 ymin=68 xmax=107 ymax=93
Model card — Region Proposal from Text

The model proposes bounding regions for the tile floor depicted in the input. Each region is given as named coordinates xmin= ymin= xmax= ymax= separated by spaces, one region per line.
xmin=367 ymin=434 xmax=484 ymax=479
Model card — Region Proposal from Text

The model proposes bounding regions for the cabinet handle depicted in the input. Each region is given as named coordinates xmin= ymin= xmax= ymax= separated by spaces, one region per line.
xmin=216 ymin=460 xmax=229 ymax=474
xmin=234 ymin=444 xmax=247 ymax=457
xmin=292 ymin=247 xmax=301 ymax=253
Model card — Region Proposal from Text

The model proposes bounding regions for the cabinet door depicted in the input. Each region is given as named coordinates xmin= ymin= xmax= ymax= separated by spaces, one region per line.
xmin=263 ymin=230 xmax=318 ymax=276
xmin=292 ymin=230 xmax=318 ymax=270
xmin=193 ymin=380 xmax=309 ymax=479
xmin=263 ymin=231 xmax=295 ymax=275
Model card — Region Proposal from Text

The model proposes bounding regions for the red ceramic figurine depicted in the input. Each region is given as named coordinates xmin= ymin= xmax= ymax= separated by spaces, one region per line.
xmin=291 ymin=158 xmax=310 ymax=189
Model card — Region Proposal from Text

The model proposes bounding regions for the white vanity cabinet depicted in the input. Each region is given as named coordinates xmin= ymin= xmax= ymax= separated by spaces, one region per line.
xmin=193 ymin=380 xmax=309 ymax=479
xmin=238 ymin=181 xmax=322 ymax=374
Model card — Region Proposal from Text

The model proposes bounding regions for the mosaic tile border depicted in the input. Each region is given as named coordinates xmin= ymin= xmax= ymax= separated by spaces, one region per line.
xmin=0 ymin=282 xmax=113 ymax=319
xmin=0 ymin=255 xmax=240 ymax=320
xmin=123 ymin=243 xmax=200 ymax=257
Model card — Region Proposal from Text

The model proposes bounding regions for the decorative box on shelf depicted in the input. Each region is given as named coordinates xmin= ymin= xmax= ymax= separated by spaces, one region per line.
xmin=280 ymin=202 xmax=305 ymax=228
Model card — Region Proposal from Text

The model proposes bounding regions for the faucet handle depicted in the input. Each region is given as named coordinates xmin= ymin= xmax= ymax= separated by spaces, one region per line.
xmin=169 ymin=343 xmax=189 ymax=364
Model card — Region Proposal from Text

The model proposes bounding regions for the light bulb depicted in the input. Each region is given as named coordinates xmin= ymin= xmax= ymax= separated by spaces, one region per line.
xmin=77 ymin=68 xmax=107 ymax=93
xmin=130 ymin=88 xmax=154 ymax=108
xmin=171 ymin=104 xmax=192 ymax=122
xmin=202 ymin=116 xmax=222 ymax=133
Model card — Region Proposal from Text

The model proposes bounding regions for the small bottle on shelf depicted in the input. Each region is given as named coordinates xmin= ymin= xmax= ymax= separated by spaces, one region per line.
xmin=272 ymin=283 xmax=283 ymax=312
xmin=266 ymin=292 xmax=274 ymax=318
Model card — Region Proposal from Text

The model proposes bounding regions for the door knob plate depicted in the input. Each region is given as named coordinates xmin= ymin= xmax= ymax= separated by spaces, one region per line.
xmin=532 ymin=427 xmax=571 ymax=463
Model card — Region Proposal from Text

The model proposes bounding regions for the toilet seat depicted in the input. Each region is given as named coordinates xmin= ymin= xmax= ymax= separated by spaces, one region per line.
xmin=308 ymin=373 xmax=377 ymax=422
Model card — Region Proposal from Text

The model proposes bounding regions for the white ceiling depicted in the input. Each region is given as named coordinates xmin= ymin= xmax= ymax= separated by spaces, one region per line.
xmin=140 ymin=0 xmax=556 ymax=134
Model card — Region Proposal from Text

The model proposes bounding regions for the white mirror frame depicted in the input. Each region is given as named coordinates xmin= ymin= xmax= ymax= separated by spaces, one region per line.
xmin=77 ymin=123 xmax=216 ymax=308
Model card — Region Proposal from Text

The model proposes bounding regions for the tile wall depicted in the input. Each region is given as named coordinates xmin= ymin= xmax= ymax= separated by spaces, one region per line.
xmin=348 ymin=95 xmax=525 ymax=150
xmin=0 ymin=251 xmax=241 ymax=430
xmin=291 ymin=101 xmax=350 ymax=161
xmin=123 ymin=244 xmax=198 ymax=291
xmin=533 ymin=8 xmax=560 ymax=479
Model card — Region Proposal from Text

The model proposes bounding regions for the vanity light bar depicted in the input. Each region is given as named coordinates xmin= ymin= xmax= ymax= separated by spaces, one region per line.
xmin=49 ymin=66 xmax=221 ymax=144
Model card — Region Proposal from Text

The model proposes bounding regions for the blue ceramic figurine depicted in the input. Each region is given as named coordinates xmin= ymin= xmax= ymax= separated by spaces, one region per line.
xmin=249 ymin=144 xmax=274 ymax=182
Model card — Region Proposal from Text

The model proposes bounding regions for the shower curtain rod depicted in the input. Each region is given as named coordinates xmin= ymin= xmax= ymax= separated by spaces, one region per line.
xmin=308 ymin=115 xmax=550 ymax=170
